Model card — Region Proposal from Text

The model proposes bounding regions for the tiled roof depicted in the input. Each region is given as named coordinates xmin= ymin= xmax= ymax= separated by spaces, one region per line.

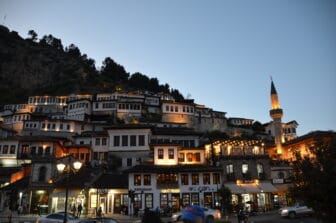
xmin=0 ymin=177 xmax=30 ymax=191
xmin=124 ymin=164 xmax=221 ymax=174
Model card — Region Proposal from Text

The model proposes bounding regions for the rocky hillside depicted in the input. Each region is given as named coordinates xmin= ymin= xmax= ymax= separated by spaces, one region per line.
xmin=0 ymin=25 xmax=183 ymax=107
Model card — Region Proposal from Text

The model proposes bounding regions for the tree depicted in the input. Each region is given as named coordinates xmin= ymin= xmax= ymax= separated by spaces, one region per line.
xmin=218 ymin=185 xmax=232 ymax=215
xmin=100 ymin=57 xmax=129 ymax=84
xmin=28 ymin=30 xmax=37 ymax=41
xmin=289 ymin=135 xmax=336 ymax=223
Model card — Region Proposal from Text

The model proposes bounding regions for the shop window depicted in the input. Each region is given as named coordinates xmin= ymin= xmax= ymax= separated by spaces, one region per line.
xmin=160 ymin=193 xmax=168 ymax=208
xmin=182 ymin=193 xmax=190 ymax=207
xmin=145 ymin=194 xmax=153 ymax=209
xmin=191 ymin=193 xmax=199 ymax=206
xmin=134 ymin=175 xmax=141 ymax=186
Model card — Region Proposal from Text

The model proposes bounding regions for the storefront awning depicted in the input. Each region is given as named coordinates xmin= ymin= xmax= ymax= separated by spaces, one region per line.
xmin=224 ymin=182 xmax=278 ymax=194
xmin=224 ymin=183 xmax=245 ymax=194
xmin=258 ymin=182 xmax=278 ymax=193
xmin=239 ymin=183 xmax=260 ymax=193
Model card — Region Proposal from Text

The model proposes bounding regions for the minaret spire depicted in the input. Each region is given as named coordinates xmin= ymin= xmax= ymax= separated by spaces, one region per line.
xmin=269 ymin=78 xmax=283 ymax=155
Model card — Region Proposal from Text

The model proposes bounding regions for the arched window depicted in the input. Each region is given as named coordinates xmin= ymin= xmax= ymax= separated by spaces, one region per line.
xmin=38 ymin=166 xmax=47 ymax=182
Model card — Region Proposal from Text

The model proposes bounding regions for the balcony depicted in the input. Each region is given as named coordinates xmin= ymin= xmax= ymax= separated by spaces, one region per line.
xmin=156 ymin=180 xmax=179 ymax=189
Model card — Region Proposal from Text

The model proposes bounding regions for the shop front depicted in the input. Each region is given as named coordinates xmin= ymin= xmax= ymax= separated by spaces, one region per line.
xmin=225 ymin=181 xmax=277 ymax=212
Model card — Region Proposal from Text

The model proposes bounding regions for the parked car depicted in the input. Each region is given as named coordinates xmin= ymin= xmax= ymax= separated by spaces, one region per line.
xmin=36 ymin=212 xmax=81 ymax=223
xmin=171 ymin=207 xmax=221 ymax=223
xmin=79 ymin=218 xmax=118 ymax=223
xmin=279 ymin=203 xmax=314 ymax=218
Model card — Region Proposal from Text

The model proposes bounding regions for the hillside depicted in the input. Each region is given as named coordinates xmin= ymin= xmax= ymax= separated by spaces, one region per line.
xmin=0 ymin=25 xmax=183 ymax=107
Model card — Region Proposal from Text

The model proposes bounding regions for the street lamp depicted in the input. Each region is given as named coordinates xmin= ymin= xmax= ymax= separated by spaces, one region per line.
xmin=57 ymin=156 xmax=82 ymax=223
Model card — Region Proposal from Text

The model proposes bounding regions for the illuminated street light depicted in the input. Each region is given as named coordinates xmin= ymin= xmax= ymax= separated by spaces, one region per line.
xmin=57 ymin=156 xmax=82 ymax=223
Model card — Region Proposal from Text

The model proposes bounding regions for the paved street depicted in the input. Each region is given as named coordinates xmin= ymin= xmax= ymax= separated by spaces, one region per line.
xmin=0 ymin=211 xmax=323 ymax=223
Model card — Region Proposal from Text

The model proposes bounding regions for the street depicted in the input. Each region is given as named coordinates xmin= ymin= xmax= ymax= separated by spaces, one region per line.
xmin=234 ymin=212 xmax=322 ymax=223
xmin=0 ymin=212 xmax=323 ymax=223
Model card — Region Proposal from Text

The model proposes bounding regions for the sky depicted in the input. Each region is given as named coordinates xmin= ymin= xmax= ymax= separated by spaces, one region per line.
xmin=1 ymin=0 xmax=335 ymax=136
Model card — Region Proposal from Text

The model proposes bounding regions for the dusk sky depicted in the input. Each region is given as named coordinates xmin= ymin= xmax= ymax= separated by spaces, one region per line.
xmin=1 ymin=0 xmax=335 ymax=135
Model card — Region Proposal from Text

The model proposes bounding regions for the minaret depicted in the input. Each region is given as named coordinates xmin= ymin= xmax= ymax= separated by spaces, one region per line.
xmin=269 ymin=79 xmax=283 ymax=155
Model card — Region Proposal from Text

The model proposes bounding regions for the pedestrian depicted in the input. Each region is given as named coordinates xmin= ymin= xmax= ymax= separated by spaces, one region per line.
xmin=77 ymin=203 xmax=82 ymax=218
xmin=97 ymin=206 xmax=102 ymax=218
xmin=71 ymin=204 xmax=76 ymax=216
xmin=7 ymin=208 xmax=12 ymax=223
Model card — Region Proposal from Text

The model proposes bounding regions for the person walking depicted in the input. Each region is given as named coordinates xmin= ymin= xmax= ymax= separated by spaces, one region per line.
xmin=77 ymin=203 xmax=82 ymax=218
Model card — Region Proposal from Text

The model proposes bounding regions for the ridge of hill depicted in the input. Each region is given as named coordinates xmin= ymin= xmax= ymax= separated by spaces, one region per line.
xmin=0 ymin=25 xmax=183 ymax=107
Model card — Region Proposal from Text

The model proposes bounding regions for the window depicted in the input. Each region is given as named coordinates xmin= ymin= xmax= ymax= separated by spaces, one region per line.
xmin=9 ymin=145 xmax=16 ymax=154
xmin=114 ymin=136 xmax=120 ymax=146
xmin=226 ymin=164 xmax=234 ymax=174
xmin=122 ymin=135 xmax=128 ymax=146
xmin=38 ymin=147 xmax=43 ymax=155
xmin=187 ymin=153 xmax=193 ymax=162
xmin=127 ymin=158 xmax=132 ymax=167
xmin=181 ymin=174 xmax=189 ymax=185
xmin=67 ymin=124 xmax=70 ymax=130
xmin=178 ymin=153 xmax=185 ymax=162
xmin=182 ymin=193 xmax=190 ymax=206
xmin=42 ymin=123 xmax=46 ymax=129
xmin=130 ymin=135 xmax=136 ymax=146
xmin=45 ymin=147 xmax=51 ymax=155
xmin=30 ymin=146 xmax=36 ymax=155
xmin=192 ymin=174 xmax=199 ymax=185
xmin=203 ymin=173 xmax=210 ymax=185
xmin=168 ymin=149 xmax=174 ymax=159
xmin=138 ymin=135 xmax=145 ymax=146
xmin=158 ymin=149 xmax=164 ymax=159
xmin=38 ymin=166 xmax=47 ymax=182
xmin=257 ymin=163 xmax=264 ymax=174
xmin=242 ymin=163 xmax=248 ymax=174
xmin=145 ymin=194 xmax=153 ymax=209
xmin=134 ymin=175 xmax=141 ymax=186
xmin=195 ymin=153 xmax=201 ymax=162
xmin=60 ymin=124 xmax=63 ymax=129
xmin=3 ymin=145 xmax=8 ymax=154
xmin=95 ymin=138 xmax=101 ymax=146
xmin=52 ymin=123 xmax=55 ymax=129
xmin=213 ymin=173 xmax=220 ymax=184
xmin=102 ymin=138 xmax=107 ymax=146
xmin=191 ymin=193 xmax=199 ymax=206
xmin=160 ymin=193 xmax=168 ymax=208
xmin=144 ymin=175 xmax=151 ymax=185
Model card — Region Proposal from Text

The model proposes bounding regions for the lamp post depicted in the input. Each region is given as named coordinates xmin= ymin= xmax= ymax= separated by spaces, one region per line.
xmin=57 ymin=156 xmax=82 ymax=223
